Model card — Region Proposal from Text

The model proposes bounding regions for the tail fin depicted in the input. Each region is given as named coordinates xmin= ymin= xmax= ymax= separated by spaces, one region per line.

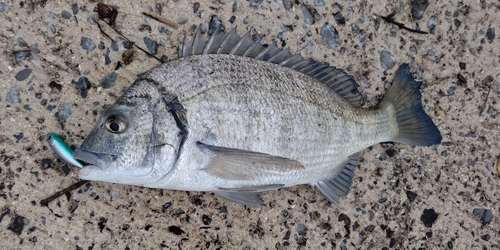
xmin=380 ymin=64 xmax=442 ymax=146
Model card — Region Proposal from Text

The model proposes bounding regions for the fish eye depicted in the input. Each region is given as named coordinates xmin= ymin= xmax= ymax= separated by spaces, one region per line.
xmin=105 ymin=115 xmax=126 ymax=133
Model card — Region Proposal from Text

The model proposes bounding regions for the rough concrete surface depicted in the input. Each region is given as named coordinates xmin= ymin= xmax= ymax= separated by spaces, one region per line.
xmin=1 ymin=0 xmax=499 ymax=249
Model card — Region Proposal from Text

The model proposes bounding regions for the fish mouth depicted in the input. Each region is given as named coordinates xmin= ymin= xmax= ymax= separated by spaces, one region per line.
xmin=73 ymin=149 xmax=117 ymax=178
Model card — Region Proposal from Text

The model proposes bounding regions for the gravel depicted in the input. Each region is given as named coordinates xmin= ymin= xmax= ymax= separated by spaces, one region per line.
xmin=320 ymin=23 xmax=339 ymax=49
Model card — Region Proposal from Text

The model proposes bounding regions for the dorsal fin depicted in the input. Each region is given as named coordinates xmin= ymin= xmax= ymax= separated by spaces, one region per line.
xmin=178 ymin=27 xmax=365 ymax=107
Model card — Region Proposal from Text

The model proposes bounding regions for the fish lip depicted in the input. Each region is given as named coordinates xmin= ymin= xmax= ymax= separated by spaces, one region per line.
xmin=73 ymin=148 xmax=116 ymax=170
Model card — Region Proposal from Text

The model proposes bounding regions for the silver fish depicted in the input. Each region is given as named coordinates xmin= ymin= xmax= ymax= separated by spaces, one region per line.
xmin=74 ymin=28 xmax=441 ymax=206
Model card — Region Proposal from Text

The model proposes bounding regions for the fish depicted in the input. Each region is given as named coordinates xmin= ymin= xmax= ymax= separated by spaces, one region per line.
xmin=73 ymin=27 xmax=442 ymax=206
xmin=47 ymin=133 xmax=84 ymax=168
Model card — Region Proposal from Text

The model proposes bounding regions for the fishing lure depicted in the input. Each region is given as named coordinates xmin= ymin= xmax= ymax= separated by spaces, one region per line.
xmin=47 ymin=133 xmax=84 ymax=168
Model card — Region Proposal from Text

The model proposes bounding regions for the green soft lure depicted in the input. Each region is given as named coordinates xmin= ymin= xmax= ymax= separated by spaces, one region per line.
xmin=47 ymin=133 xmax=84 ymax=168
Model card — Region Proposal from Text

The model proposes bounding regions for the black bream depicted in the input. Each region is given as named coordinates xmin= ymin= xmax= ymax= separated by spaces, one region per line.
xmin=74 ymin=28 xmax=442 ymax=206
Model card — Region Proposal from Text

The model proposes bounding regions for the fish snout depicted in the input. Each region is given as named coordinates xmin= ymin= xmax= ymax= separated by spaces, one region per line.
xmin=73 ymin=149 xmax=115 ymax=170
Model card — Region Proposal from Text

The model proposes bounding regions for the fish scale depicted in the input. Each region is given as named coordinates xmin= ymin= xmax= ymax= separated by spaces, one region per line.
xmin=73 ymin=28 xmax=441 ymax=207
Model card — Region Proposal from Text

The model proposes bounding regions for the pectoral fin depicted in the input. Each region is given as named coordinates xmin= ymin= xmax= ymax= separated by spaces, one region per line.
xmin=197 ymin=142 xmax=304 ymax=181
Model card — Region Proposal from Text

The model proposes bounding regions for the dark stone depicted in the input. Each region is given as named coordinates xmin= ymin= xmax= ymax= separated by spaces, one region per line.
xmin=193 ymin=2 xmax=200 ymax=13
xmin=81 ymin=37 xmax=96 ymax=52
xmin=155 ymin=3 xmax=162 ymax=12
xmin=100 ymin=73 xmax=117 ymax=89
xmin=15 ymin=68 xmax=32 ymax=81
xmin=296 ymin=224 xmax=307 ymax=235
xmin=201 ymin=214 xmax=212 ymax=225
xmin=232 ymin=0 xmax=237 ymax=12
xmin=473 ymin=208 xmax=493 ymax=225
xmin=168 ymin=226 xmax=184 ymax=235
xmin=334 ymin=12 xmax=345 ymax=26
xmin=14 ymin=50 xmax=30 ymax=64
xmin=282 ymin=0 xmax=292 ymax=10
xmin=143 ymin=37 xmax=158 ymax=55
xmin=380 ymin=51 xmax=395 ymax=69
xmin=0 ymin=2 xmax=7 ymax=12
xmin=13 ymin=132 xmax=23 ymax=140
xmin=420 ymin=209 xmax=438 ymax=227
xmin=49 ymin=81 xmax=62 ymax=91
xmin=486 ymin=28 xmax=495 ymax=44
xmin=411 ymin=0 xmax=429 ymax=20
xmin=71 ymin=3 xmax=79 ymax=14
xmin=55 ymin=103 xmax=73 ymax=129
xmin=209 ymin=15 xmax=223 ymax=35
xmin=73 ymin=77 xmax=91 ymax=98
xmin=248 ymin=0 xmax=263 ymax=6
xmin=301 ymin=4 xmax=314 ymax=25
xmin=229 ymin=16 xmax=236 ymax=23
xmin=8 ymin=216 xmax=27 ymax=235
xmin=320 ymin=23 xmax=339 ymax=49
xmin=61 ymin=10 xmax=72 ymax=19
xmin=406 ymin=190 xmax=417 ymax=201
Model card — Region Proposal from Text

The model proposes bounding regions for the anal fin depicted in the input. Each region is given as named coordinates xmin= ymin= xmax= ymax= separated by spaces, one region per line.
xmin=215 ymin=184 xmax=284 ymax=207
xmin=315 ymin=155 xmax=359 ymax=204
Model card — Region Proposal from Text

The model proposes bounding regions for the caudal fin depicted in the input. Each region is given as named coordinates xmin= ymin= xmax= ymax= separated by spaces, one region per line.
xmin=380 ymin=64 xmax=442 ymax=146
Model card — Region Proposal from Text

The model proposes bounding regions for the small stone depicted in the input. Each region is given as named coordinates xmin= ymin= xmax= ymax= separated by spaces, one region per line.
xmin=447 ymin=86 xmax=456 ymax=96
xmin=301 ymin=4 xmax=314 ymax=25
xmin=232 ymin=0 xmax=237 ymax=12
xmin=334 ymin=12 xmax=345 ymax=26
xmin=454 ymin=19 xmax=461 ymax=28
xmin=41 ymin=159 xmax=52 ymax=169
xmin=61 ymin=10 xmax=72 ymax=19
xmin=193 ymin=2 xmax=200 ymax=13
xmin=15 ymin=68 xmax=32 ymax=81
xmin=71 ymin=4 xmax=79 ymax=14
xmin=209 ymin=15 xmax=223 ymax=35
xmin=420 ymin=209 xmax=438 ymax=227
xmin=177 ymin=16 xmax=187 ymax=25
xmin=427 ymin=16 xmax=438 ymax=30
xmin=8 ymin=216 xmax=28 ymax=235
xmin=73 ymin=77 xmax=91 ymax=98
xmin=380 ymin=51 xmax=395 ymax=69
xmin=0 ymin=2 xmax=8 ymax=12
xmin=100 ymin=73 xmax=117 ymax=89
xmin=143 ymin=37 xmax=158 ymax=54
xmin=155 ymin=3 xmax=162 ymax=12
xmin=248 ymin=0 xmax=263 ymax=6
xmin=168 ymin=226 xmax=184 ymax=235
xmin=296 ymin=224 xmax=307 ymax=236
xmin=307 ymin=39 xmax=315 ymax=54
xmin=6 ymin=86 xmax=21 ymax=103
xmin=282 ymin=0 xmax=292 ymax=10
xmin=412 ymin=0 xmax=429 ymax=20
xmin=320 ymin=23 xmax=339 ymax=49
xmin=56 ymin=103 xmax=73 ymax=129
xmin=486 ymin=28 xmax=495 ymax=44
xmin=313 ymin=0 xmax=325 ymax=7
xmin=14 ymin=51 xmax=30 ymax=64
xmin=30 ymin=43 xmax=40 ymax=54
xmin=473 ymin=208 xmax=493 ymax=225
xmin=162 ymin=202 xmax=172 ymax=211
xmin=110 ymin=190 xmax=120 ymax=201
xmin=81 ymin=37 xmax=96 ymax=52
xmin=229 ymin=16 xmax=236 ymax=23
xmin=406 ymin=190 xmax=417 ymax=201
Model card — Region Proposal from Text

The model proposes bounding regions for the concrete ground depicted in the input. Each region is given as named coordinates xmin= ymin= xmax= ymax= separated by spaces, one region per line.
xmin=1 ymin=0 xmax=499 ymax=249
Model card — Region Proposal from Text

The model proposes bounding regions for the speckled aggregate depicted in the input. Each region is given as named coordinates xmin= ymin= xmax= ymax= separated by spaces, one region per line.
xmin=0 ymin=0 xmax=499 ymax=249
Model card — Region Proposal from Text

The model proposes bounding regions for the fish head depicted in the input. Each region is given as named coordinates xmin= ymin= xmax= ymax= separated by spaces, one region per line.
xmin=74 ymin=82 xmax=182 ymax=185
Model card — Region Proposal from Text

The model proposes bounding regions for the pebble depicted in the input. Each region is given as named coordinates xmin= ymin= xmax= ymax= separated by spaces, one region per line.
xmin=81 ymin=37 xmax=96 ymax=52
xmin=61 ymin=10 xmax=72 ymax=19
xmin=232 ymin=0 xmax=237 ymax=12
xmin=30 ymin=43 xmax=40 ymax=54
xmin=143 ymin=37 xmax=158 ymax=54
xmin=486 ymin=28 xmax=495 ymax=43
xmin=155 ymin=3 xmax=162 ymax=12
xmin=248 ymin=0 xmax=263 ymax=6
xmin=209 ymin=15 xmax=223 ymax=35
xmin=307 ymin=39 xmax=315 ymax=54
xmin=50 ymin=25 xmax=56 ymax=34
xmin=313 ymin=0 xmax=324 ymax=7
xmin=193 ymin=2 xmax=200 ymax=13
xmin=301 ymin=4 xmax=314 ymax=25
xmin=454 ymin=19 xmax=461 ymax=28
xmin=473 ymin=208 xmax=493 ymax=225
xmin=56 ymin=103 xmax=73 ymax=129
xmin=8 ymin=216 xmax=28 ymax=235
xmin=320 ymin=23 xmax=339 ymax=49
xmin=447 ymin=86 xmax=456 ymax=96
xmin=296 ymin=224 xmax=307 ymax=236
xmin=71 ymin=3 xmax=79 ymax=14
xmin=73 ymin=76 xmax=91 ymax=98
xmin=177 ymin=16 xmax=187 ymax=25
xmin=411 ymin=0 xmax=429 ymax=20
xmin=110 ymin=41 xmax=118 ymax=51
xmin=427 ymin=16 xmax=438 ymax=30
xmin=406 ymin=190 xmax=417 ymax=201
xmin=0 ymin=2 xmax=7 ymax=12
xmin=380 ymin=51 xmax=395 ymax=69
xmin=110 ymin=190 xmax=120 ymax=201
xmin=229 ymin=16 xmax=236 ymax=24
xmin=14 ymin=51 xmax=30 ymax=64
xmin=334 ymin=12 xmax=345 ymax=26
xmin=420 ymin=209 xmax=438 ymax=227
xmin=100 ymin=73 xmax=117 ymax=89
xmin=282 ymin=0 xmax=292 ymax=10
xmin=15 ymin=68 xmax=32 ymax=81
